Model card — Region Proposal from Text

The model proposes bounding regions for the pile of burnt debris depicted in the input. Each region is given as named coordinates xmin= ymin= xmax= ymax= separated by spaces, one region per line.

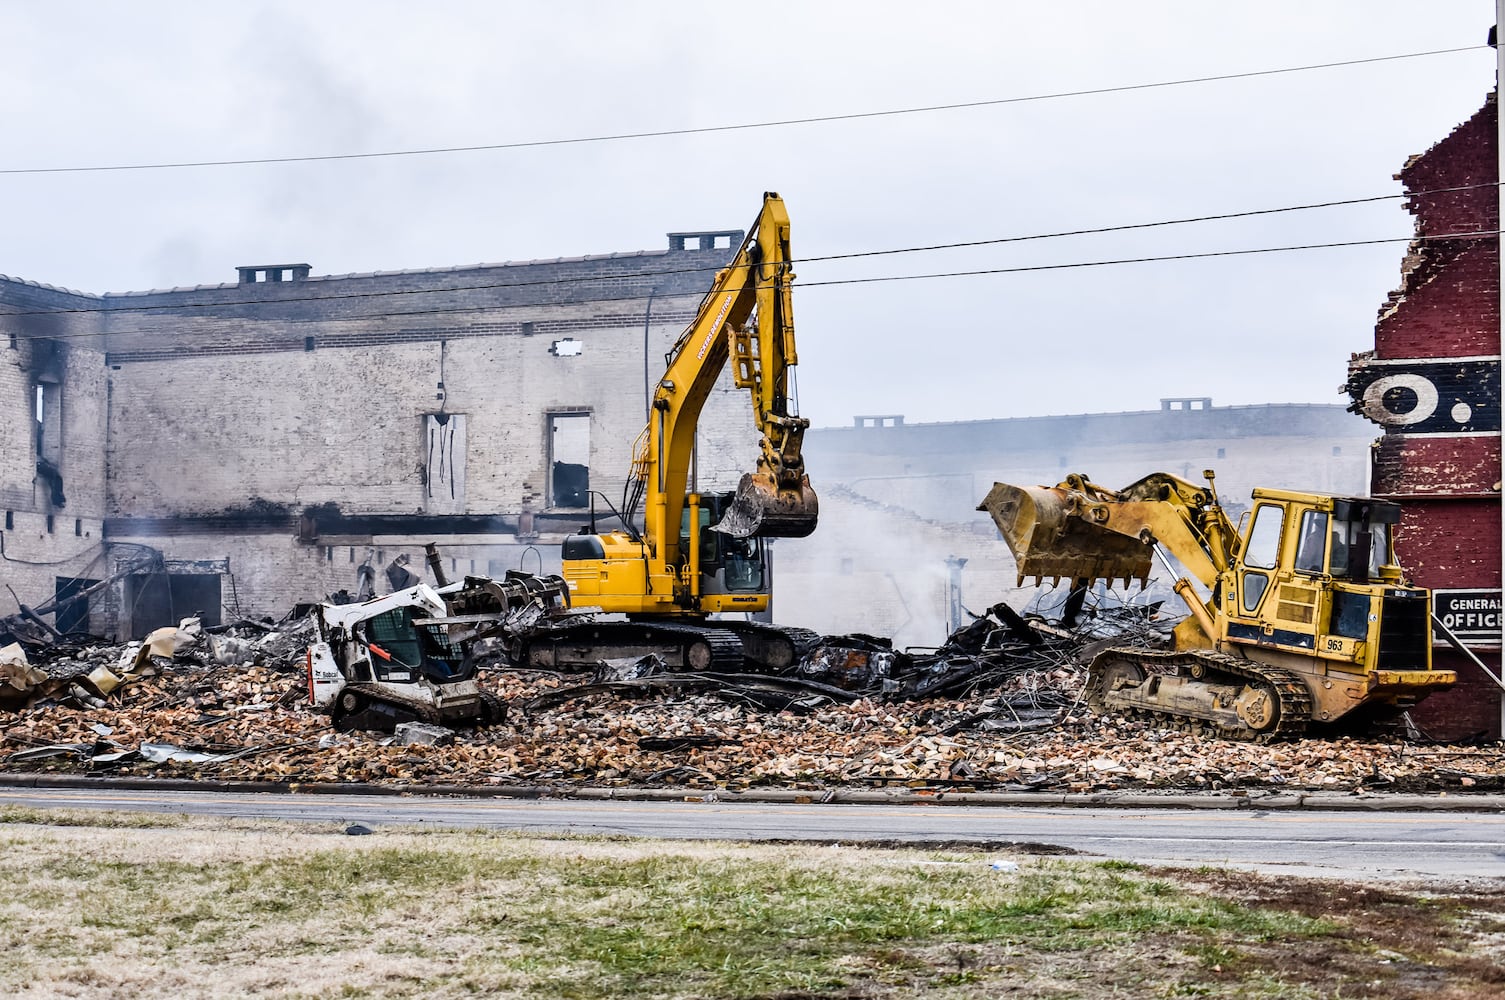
xmin=2 ymin=599 xmax=1501 ymax=795
xmin=1 ymin=597 xmax=1166 ymax=725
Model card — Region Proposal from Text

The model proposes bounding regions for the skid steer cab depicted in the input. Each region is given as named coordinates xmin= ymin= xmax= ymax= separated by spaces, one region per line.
xmin=306 ymin=583 xmax=503 ymax=732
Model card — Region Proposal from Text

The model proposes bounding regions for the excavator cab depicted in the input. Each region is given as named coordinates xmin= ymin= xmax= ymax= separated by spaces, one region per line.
xmin=684 ymin=494 xmax=767 ymax=595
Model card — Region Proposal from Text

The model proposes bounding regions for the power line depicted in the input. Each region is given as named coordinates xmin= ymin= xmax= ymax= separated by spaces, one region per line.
xmin=810 ymin=183 xmax=1499 ymax=264
xmin=1 ymin=182 xmax=1494 ymax=321
xmin=3 ymin=228 xmax=1494 ymax=346
xmin=0 ymin=46 xmax=1484 ymax=176
xmin=799 ymin=229 xmax=1502 ymax=289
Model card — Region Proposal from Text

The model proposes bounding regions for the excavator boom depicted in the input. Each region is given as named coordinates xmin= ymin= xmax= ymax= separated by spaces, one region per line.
xmin=546 ymin=193 xmax=820 ymax=672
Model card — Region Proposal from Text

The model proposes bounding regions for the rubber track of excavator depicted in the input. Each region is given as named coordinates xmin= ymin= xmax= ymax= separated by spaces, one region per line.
xmin=518 ymin=619 xmax=745 ymax=672
xmin=714 ymin=622 xmax=823 ymax=671
xmin=1086 ymin=646 xmax=1313 ymax=743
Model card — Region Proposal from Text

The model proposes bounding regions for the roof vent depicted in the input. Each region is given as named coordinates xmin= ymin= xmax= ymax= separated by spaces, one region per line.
xmin=666 ymin=230 xmax=743 ymax=252
xmin=1161 ymin=397 xmax=1213 ymax=411
xmin=237 ymin=263 xmax=311 ymax=284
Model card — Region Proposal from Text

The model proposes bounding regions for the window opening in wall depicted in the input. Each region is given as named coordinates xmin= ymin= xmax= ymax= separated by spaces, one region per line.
xmin=304 ymin=336 xmax=315 ymax=352
xmin=4 ymin=511 xmax=12 ymax=530
xmin=8 ymin=333 xmax=15 ymax=349
xmin=1332 ymin=446 xmax=1342 ymax=456
xmin=34 ymin=379 xmax=65 ymax=508
xmin=123 ymin=572 xmax=224 ymax=636
xmin=74 ymin=519 xmax=81 ymax=536
xmin=520 ymin=321 xmax=535 ymax=337
xmin=423 ymin=413 xmax=468 ymax=514
xmin=36 ymin=383 xmax=60 ymax=461
xmin=45 ymin=515 xmax=54 ymax=534
xmin=1216 ymin=447 xmax=1226 ymax=459
xmin=548 ymin=412 xmax=590 ymax=508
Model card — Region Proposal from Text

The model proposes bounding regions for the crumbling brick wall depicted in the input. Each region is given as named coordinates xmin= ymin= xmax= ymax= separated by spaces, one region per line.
xmin=1347 ymin=90 xmax=1502 ymax=740
xmin=0 ymin=278 xmax=110 ymax=630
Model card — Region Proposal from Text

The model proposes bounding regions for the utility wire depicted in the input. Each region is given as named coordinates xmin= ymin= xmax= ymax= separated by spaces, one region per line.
xmin=3 ymin=228 xmax=1495 ymax=346
xmin=798 ymin=229 xmax=1503 ymax=289
xmin=0 ymin=45 xmax=1484 ymax=176
xmin=1 ymin=181 xmax=1495 ymax=322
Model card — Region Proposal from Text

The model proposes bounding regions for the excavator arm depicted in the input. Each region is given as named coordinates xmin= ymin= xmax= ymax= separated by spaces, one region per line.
xmin=636 ymin=192 xmax=818 ymax=574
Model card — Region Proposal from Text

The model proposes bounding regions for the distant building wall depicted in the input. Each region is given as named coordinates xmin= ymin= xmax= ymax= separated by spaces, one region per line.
xmin=804 ymin=401 xmax=1374 ymax=523
xmin=780 ymin=401 xmax=1375 ymax=643
xmin=1346 ymin=89 xmax=1502 ymax=741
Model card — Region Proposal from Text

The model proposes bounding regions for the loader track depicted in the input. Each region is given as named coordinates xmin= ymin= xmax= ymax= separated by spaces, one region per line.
xmin=1086 ymin=647 xmax=1312 ymax=743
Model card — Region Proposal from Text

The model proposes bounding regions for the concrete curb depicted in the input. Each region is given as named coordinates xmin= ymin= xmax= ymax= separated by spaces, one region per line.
xmin=3 ymin=772 xmax=1503 ymax=812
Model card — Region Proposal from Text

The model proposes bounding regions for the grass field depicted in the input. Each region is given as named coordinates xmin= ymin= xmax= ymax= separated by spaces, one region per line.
xmin=1 ymin=806 xmax=1501 ymax=999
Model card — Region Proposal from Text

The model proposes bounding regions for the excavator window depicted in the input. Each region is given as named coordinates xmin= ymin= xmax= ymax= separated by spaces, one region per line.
xmin=721 ymin=536 xmax=764 ymax=592
xmin=680 ymin=503 xmax=766 ymax=593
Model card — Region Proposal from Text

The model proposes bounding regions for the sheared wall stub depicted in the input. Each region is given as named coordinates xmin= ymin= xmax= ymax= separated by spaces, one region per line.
xmin=0 ymin=278 xmax=111 ymax=631
xmin=1347 ymin=89 xmax=1502 ymax=740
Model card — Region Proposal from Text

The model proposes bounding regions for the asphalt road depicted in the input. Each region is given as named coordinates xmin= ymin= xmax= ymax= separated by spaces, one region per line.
xmin=4 ymin=786 xmax=1503 ymax=883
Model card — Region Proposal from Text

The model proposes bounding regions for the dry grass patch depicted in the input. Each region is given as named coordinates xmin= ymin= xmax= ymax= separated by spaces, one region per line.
xmin=0 ymin=810 xmax=1500 ymax=998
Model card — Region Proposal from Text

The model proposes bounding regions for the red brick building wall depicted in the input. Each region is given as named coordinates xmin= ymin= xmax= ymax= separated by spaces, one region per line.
xmin=1347 ymin=91 xmax=1502 ymax=741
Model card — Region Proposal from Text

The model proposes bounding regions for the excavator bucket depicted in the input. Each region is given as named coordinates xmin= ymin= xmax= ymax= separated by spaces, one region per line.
xmin=978 ymin=482 xmax=1153 ymax=587
xmin=713 ymin=471 xmax=820 ymax=539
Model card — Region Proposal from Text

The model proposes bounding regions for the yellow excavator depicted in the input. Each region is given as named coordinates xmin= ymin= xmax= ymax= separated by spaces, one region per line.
xmin=515 ymin=193 xmax=820 ymax=672
xmin=979 ymin=470 xmax=1456 ymax=740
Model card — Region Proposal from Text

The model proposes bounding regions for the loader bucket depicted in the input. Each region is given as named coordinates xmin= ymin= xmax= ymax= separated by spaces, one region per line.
xmin=712 ymin=471 xmax=820 ymax=539
xmin=978 ymin=481 xmax=1153 ymax=587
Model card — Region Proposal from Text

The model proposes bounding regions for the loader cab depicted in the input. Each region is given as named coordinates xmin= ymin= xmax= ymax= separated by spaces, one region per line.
xmin=1292 ymin=501 xmax=1398 ymax=583
xmin=1228 ymin=490 xmax=1420 ymax=668
xmin=357 ymin=606 xmax=472 ymax=684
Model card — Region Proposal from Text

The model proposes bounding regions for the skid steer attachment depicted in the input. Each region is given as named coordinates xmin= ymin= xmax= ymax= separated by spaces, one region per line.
xmin=978 ymin=481 xmax=1151 ymax=587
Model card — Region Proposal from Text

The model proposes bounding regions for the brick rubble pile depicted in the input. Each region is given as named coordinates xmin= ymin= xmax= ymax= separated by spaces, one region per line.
xmin=3 ymin=610 xmax=1501 ymax=796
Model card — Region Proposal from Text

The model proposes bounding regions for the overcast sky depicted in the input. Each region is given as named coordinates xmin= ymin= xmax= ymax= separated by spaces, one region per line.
xmin=2 ymin=2 xmax=1496 ymax=427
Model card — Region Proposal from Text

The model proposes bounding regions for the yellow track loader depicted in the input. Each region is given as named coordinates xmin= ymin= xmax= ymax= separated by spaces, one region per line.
xmin=980 ymin=470 xmax=1456 ymax=740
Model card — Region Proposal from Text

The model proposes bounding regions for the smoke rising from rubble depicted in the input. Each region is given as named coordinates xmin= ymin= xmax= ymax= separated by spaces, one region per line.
xmin=774 ymin=485 xmax=1027 ymax=650
xmin=0 ymin=3 xmax=1492 ymax=424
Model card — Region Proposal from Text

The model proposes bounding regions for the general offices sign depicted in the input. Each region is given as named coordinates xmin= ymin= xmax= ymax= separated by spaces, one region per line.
xmin=1432 ymin=589 xmax=1503 ymax=647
